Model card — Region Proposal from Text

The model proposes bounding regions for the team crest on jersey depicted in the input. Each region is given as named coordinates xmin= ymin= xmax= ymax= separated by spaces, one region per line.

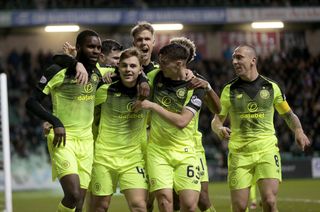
xmin=191 ymin=96 xmax=202 ymax=107
xmin=260 ymin=88 xmax=270 ymax=99
xmin=39 ymin=76 xmax=47 ymax=84
xmin=91 ymin=73 xmax=99 ymax=82
xmin=94 ymin=182 xmax=101 ymax=192
xmin=176 ymin=88 xmax=187 ymax=99
xmin=83 ymin=83 xmax=93 ymax=93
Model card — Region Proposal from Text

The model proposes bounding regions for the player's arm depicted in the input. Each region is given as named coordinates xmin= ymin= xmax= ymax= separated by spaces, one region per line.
xmin=211 ymin=114 xmax=231 ymax=141
xmin=136 ymin=72 xmax=150 ymax=100
xmin=134 ymin=100 xmax=194 ymax=129
xmin=188 ymin=74 xmax=221 ymax=114
xmin=52 ymin=54 xmax=88 ymax=85
xmin=25 ymin=65 xmax=66 ymax=147
xmin=204 ymin=88 xmax=221 ymax=114
xmin=25 ymin=88 xmax=66 ymax=147
xmin=276 ymin=102 xmax=311 ymax=151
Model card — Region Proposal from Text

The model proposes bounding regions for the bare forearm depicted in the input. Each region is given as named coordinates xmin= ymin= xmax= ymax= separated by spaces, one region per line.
xmin=281 ymin=110 xmax=303 ymax=132
xmin=204 ymin=90 xmax=221 ymax=114
xmin=150 ymin=103 xmax=192 ymax=128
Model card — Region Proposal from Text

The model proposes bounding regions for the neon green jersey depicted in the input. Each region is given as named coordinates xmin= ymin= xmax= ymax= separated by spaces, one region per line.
xmin=220 ymin=75 xmax=288 ymax=153
xmin=94 ymin=81 xmax=148 ymax=156
xmin=148 ymin=71 xmax=205 ymax=152
xmin=40 ymin=64 xmax=103 ymax=137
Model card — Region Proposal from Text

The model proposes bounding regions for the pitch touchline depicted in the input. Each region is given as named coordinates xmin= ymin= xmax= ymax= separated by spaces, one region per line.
xmin=214 ymin=195 xmax=320 ymax=204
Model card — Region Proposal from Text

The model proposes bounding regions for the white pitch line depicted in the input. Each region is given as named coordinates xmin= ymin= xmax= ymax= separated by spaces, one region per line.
xmin=214 ymin=195 xmax=320 ymax=204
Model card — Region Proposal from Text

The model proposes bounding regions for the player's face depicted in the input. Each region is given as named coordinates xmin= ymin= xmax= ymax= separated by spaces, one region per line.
xmin=118 ymin=56 xmax=142 ymax=87
xmin=158 ymin=54 xmax=180 ymax=79
xmin=133 ymin=30 xmax=155 ymax=64
xmin=78 ymin=36 xmax=101 ymax=66
xmin=232 ymin=47 xmax=255 ymax=79
xmin=100 ymin=50 xmax=121 ymax=67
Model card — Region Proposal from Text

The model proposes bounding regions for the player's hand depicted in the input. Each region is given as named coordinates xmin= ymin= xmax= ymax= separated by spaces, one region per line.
xmin=133 ymin=100 xmax=153 ymax=112
xmin=53 ymin=127 xmax=66 ymax=148
xmin=42 ymin=122 xmax=52 ymax=137
xmin=63 ymin=42 xmax=77 ymax=57
xmin=75 ymin=62 xmax=88 ymax=85
xmin=103 ymin=71 xmax=117 ymax=84
xmin=211 ymin=120 xmax=231 ymax=141
xmin=295 ymin=129 xmax=311 ymax=151
xmin=185 ymin=69 xmax=194 ymax=80
xmin=188 ymin=77 xmax=210 ymax=90
xmin=137 ymin=82 xmax=150 ymax=99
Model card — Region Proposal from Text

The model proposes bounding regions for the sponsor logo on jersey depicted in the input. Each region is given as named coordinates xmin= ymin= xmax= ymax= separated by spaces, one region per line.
xmin=161 ymin=96 xmax=172 ymax=107
xmin=247 ymin=102 xmax=258 ymax=112
xmin=84 ymin=83 xmax=94 ymax=93
xmin=77 ymin=94 xmax=95 ymax=101
xmin=240 ymin=112 xmax=265 ymax=119
xmin=127 ymin=101 xmax=134 ymax=112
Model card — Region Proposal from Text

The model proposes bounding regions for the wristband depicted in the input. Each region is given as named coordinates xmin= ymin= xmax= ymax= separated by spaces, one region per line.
xmin=205 ymin=83 xmax=212 ymax=92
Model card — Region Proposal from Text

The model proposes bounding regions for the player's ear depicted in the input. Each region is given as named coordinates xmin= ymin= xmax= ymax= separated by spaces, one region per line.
xmin=76 ymin=44 xmax=81 ymax=51
xmin=99 ymin=53 xmax=105 ymax=61
xmin=176 ymin=60 xmax=183 ymax=68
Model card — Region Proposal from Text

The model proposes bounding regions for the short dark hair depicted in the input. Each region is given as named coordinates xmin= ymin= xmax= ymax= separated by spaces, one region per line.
xmin=159 ymin=43 xmax=189 ymax=61
xmin=76 ymin=29 xmax=99 ymax=47
xmin=101 ymin=39 xmax=123 ymax=55
xmin=170 ymin=37 xmax=196 ymax=63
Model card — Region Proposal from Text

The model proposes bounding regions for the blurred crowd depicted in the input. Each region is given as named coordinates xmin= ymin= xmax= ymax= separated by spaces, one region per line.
xmin=1 ymin=0 xmax=320 ymax=10
xmin=1 ymin=45 xmax=319 ymax=162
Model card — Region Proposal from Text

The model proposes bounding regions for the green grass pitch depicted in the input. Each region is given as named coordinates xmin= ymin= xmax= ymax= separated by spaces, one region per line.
xmin=9 ymin=179 xmax=320 ymax=212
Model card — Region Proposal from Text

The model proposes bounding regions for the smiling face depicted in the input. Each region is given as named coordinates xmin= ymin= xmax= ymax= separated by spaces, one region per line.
xmin=118 ymin=56 xmax=142 ymax=88
xmin=133 ymin=29 xmax=155 ymax=65
xmin=77 ymin=36 xmax=101 ymax=66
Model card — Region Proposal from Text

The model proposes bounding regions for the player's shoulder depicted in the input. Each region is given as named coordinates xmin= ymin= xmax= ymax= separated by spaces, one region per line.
xmin=144 ymin=61 xmax=159 ymax=74
xmin=223 ymin=77 xmax=239 ymax=88
xmin=42 ymin=64 xmax=66 ymax=81
xmin=259 ymin=75 xmax=279 ymax=85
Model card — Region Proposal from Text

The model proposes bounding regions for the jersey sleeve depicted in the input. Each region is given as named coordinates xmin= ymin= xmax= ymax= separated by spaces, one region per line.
xmin=219 ymin=85 xmax=231 ymax=116
xmin=272 ymin=82 xmax=291 ymax=114
xmin=185 ymin=88 xmax=205 ymax=115
xmin=52 ymin=54 xmax=77 ymax=69
xmin=37 ymin=64 xmax=66 ymax=95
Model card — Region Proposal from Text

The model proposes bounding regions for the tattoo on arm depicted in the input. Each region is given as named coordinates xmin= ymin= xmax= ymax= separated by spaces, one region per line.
xmin=281 ymin=110 xmax=302 ymax=131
